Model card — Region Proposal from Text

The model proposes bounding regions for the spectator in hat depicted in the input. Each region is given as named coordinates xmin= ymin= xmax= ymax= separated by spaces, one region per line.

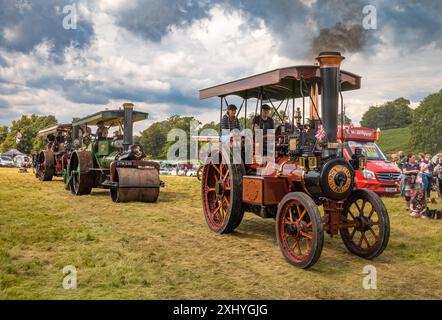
xmin=221 ymin=104 xmax=241 ymax=132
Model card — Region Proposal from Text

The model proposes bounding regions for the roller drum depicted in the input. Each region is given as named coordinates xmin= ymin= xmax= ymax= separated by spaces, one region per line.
xmin=111 ymin=167 xmax=160 ymax=203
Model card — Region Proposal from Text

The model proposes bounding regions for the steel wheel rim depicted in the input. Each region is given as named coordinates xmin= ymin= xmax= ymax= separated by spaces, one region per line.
xmin=73 ymin=162 xmax=80 ymax=193
xmin=278 ymin=199 xmax=314 ymax=263
xmin=344 ymin=198 xmax=381 ymax=251
xmin=203 ymin=160 xmax=232 ymax=231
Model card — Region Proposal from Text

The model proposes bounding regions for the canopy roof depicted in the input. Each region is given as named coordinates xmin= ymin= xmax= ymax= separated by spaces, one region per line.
xmin=200 ymin=65 xmax=361 ymax=100
xmin=37 ymin=124 xmax=72 ymax=137
xmin=72 ymin=109 xmax=149 ymax=127
xmin=2 ymin=149 xmax=25 ymax=157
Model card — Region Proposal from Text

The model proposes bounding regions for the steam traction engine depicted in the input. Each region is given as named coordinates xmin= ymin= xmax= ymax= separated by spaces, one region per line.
xmin=199 ymin=52 xmax=390 ymax=268
xmin=36 ymin=124 xmax=76 ymax=181
xmin=65 ymin=103 xmax=163 ymax=203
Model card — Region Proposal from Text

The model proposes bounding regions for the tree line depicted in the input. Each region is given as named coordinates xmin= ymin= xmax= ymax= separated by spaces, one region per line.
xmin=1 ymin=89 xmax=441 ymax=157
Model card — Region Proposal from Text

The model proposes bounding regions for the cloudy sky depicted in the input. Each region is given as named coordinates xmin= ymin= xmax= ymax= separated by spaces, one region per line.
xmin=1 ymin=0 xmax=441 ymax=133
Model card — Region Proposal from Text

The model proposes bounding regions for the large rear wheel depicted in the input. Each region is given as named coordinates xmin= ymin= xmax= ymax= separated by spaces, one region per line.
xmin=69 ymin=152 xmax=93 ymax=196
xmin=201 ymin=147 xmax=245 ymax=234
xmin=36 ymin=151 xmax=54 ymax=181
xmin=275 ymin=192 xmax=324 ymax=269
xmin=340 ymin=189 xmax=390 ymax=259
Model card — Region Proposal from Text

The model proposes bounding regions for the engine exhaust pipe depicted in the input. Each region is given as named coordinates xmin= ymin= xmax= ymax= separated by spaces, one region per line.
xmin=123 ymin=103 xmax=134 ymax=151
xmin=72 ymin=117 xmax=80 ymax=140
xmin=316 ymin=52 xmax=345 ymax=149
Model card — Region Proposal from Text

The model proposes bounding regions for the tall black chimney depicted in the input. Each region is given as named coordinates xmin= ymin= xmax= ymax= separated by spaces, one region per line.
xmin=123 ymin=103 xmax=134 ymax=151
xmin=72 ymin=117 xmax=80 ymax=140
xmin=316 ymin=52 xmax=344 ymax=149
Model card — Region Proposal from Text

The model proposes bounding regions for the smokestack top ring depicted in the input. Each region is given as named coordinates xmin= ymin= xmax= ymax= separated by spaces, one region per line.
xmin=316 ymin=51 xmax=345 ymax=68
xmin=123 ymin=102 xmax=134 ymax=109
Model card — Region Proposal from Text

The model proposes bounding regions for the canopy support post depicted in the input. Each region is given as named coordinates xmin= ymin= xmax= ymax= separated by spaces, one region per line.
xmin=219 ymin=96 xmax=223 ymax=135
xmin=244 ymin=91 xmax=248 ymax=129
xmin=292 ymin=80 xmax=295 ymax=129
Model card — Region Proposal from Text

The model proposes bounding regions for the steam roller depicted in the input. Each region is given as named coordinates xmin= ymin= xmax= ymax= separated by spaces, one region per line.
xmin=35 ymin=124 xmax=74 ymax=181
xmin=65 ymin=103 xmax=164 ymax=203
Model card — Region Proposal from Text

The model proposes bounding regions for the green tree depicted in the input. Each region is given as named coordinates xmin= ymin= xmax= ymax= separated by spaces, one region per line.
xmin=0 ymin=126 xmax=8 ymax=145
xmin=139 ymin=115 xmax=201 ymax=159
xmin=338 ymin=113 xmax=352 ymax=125
xmin=360 ymin=98 xmax=412 ymax=130
xmin=409 ymin=89 xmax=442 ymax=153
xmin=200 ymin=121 xmax=219 ymax=132
xmin=0 ymin=115 xmax=57 ymax=154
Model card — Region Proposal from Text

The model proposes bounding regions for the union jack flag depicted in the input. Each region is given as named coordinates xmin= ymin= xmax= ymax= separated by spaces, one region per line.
xmin=315 ymin=128 xmax=326 ymax=140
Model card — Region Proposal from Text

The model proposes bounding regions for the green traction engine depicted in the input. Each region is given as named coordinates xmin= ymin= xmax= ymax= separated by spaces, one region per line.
xmin=65 ymin=103 xmax=164 ymax=203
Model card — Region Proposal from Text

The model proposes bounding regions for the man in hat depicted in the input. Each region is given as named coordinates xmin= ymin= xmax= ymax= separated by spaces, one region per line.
xmin=221 ymin=104 xmax=241 ymax=132
xmin=95 ymin=121 xmax=108 ymax=139
xmin=253 ymin=104 xmax=274 ymax=133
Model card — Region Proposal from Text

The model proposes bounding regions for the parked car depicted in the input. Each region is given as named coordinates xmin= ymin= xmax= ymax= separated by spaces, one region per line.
xmin=0 ymin=155 xmax=15 ymax=168
xmin=13 ymin=155 xmax=32 ymax=168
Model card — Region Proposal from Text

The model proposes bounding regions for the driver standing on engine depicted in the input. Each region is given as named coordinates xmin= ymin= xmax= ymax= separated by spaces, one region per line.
xmin=253 ymin=104 xmax=274 ymax=159
xmin=253 ymin=104 xmax=274 ymax=133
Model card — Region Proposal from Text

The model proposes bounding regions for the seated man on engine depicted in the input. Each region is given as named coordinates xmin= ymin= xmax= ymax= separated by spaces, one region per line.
xmin=95 ymin=121 xmax=108 ymax=140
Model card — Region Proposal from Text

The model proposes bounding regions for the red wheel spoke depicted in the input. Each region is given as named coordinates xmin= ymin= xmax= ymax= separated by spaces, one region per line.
xmin=306 ymin=221 xmax=312 ymax=228
xmin=211 ymin=163 xmax=222 ymax=176
xmin=288 ymin=207 xmax=295 ymax=223
xmin=219 ymin=163 xmax=224 ymax=178
xmin=292 ymin=239 xmax=302 ymax=256
xmin=223 ymin=195 xmax=230 ymax=207
xmin=294 ymin=204 xmax=301 ymax=219
xmin=300 ymin=231 xmax=312 ymax=240
xmin=212 ymin=203 xmax=221 ymax=215
xmin=297 ymin=241 xmax=303 ymax=256
xmin=291 ymin=240 xmax=299 ymax=252
xmin=298 ymin=209 xmax=307 ymax=221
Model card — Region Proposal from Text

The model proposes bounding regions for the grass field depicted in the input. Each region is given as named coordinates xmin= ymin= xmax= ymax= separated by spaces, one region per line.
xmin=0 ymin=167 xmax=441 ymax=300
xmin=377 ymin=126 xmax=411 ymax=155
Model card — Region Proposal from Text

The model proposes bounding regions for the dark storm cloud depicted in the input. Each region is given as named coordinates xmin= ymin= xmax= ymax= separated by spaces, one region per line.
xmin=0 ymin=0 xmax=94 ymax=62
xmin=113 ymin=0 xmax=369 ymax=56
xmin=113 ymin=0 xmax=442 ymax=57
xmin=115 ymin=0 xmax=211 ymax=42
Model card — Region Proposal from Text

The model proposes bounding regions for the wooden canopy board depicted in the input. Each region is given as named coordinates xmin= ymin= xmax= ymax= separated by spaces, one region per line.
xmin=199 ymin=65 xmax=361 ymax=100
xmin=72 ymin=110 xmax=149 ymax=127
xmin=37 ymin=124 xmax=72 ymax=137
